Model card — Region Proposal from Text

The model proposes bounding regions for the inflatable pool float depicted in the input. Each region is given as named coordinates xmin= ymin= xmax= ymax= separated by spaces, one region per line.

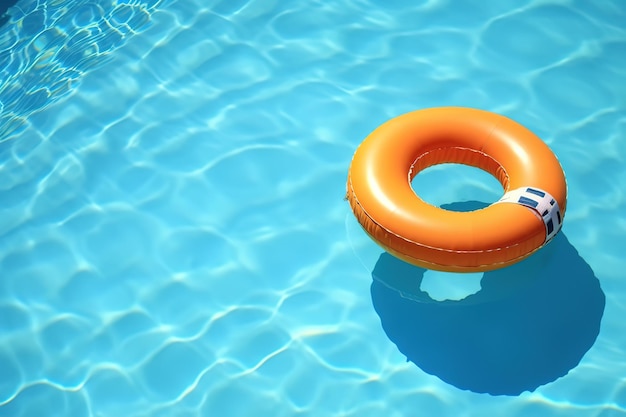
xmin=346 ymin=107 xmax=567 ymax=272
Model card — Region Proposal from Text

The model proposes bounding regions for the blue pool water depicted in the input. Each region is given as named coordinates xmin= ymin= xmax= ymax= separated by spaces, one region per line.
xmin=1 ymin=0 xmax=626 ymax=416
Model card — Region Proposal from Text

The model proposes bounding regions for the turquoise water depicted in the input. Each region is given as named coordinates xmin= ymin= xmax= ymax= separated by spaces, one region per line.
xmin=1 ymin=0 xmax=625 ymax=415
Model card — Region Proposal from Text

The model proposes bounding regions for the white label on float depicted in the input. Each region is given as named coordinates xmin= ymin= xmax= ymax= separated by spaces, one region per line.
xmin=495 ymin=187 xmax=562 ymax=243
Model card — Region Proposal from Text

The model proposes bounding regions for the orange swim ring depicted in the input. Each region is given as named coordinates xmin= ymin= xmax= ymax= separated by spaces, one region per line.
xmin=346 ymin=107 xmax=567 ymax=273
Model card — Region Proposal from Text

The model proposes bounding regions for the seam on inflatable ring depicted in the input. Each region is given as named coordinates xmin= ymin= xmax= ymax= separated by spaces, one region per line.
xmin=386 ymin=243 xmax=544 ymax=271
xmin=347 ymin=178 xmax=531 ymax=255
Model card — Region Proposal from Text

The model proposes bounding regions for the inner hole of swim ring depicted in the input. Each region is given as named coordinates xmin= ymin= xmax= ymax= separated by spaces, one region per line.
xmin=411 ymin=163 xmax=504 ymax=211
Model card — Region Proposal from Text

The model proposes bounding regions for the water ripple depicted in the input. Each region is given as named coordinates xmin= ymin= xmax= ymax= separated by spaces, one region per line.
xmin=0 ymin=0 xmax=166 ymax=140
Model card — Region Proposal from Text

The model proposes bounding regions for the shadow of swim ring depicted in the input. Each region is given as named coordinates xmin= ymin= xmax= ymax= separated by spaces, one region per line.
xmin=370 ymin=201 xmax=605 ymax=396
